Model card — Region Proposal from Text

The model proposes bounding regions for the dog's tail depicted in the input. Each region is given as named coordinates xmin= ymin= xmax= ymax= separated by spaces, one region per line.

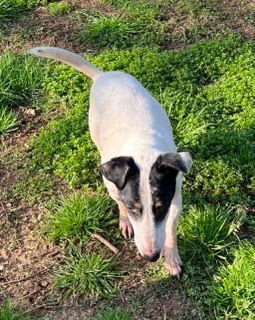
xmin=29 ymin=47 xmax=103 ymax=81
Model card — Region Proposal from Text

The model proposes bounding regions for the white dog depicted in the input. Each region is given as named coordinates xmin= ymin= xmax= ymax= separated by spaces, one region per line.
xmin=30 ymin=47 xmax=192 ymax=276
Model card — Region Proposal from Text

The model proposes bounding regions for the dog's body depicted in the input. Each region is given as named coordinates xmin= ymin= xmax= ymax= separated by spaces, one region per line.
xmin=30 ymin=47 xmax=192 ymax=276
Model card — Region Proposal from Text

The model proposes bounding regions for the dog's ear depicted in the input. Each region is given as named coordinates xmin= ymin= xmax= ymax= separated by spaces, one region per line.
xmin=100 ymin=156 xmax=139 ymax=189
xmin=156 ymin=152 xmax=192 ymax=174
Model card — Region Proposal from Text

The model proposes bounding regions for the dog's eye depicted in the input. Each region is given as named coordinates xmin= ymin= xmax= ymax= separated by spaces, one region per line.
xmin=155 ymin=201 xmax=163 ymax=208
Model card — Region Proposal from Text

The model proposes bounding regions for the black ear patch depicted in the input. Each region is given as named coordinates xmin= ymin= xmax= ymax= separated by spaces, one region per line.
xmin=100 ymin=156 xmax=139 ymax=190
xmin=150 ymin=157 xmax=178 ymax=224
xmin=157 ymin=153 xmax=189 ymax=174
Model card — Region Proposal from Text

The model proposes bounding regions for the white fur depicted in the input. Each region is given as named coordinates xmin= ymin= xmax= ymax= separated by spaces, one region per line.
xmin=30 ymin=47 xmax=192 ymax=275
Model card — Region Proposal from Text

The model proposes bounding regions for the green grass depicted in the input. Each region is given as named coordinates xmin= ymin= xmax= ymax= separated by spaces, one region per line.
xmin=1 ymin=1 xmax=255 ymax=316
xmin=54 ymin=243 xmax=122 ymax=298
xmin=80 ymin=15 xmax=166 ymax=49
xmin=91 ymin=308 xmax=133 ymax=320
xmin=0 ymin=53 xmax=46 ymax=136
xmin=0 ymin=0 xmax=47 ymax=19
xmin=0 ymin=53 xmax=45 ymax=108
xmin=44 ymin=188 xmax=117 ymax=242
xmin=79 ymin=0 xmax=168 ymax=49
xmin=0 ymin=302 xmax=30 ymax=320
xmin=179 ymin=205 xmax=243 ymax=264
xmin=48 ymin=1 xmax=73 ymax=16
xmin=11 ymin=170 xmax=54 ymax=205
xmin=209 ymin=242 xmax=255 ymax=319
xmin=0 ymin=106 xmax=17 ymax=135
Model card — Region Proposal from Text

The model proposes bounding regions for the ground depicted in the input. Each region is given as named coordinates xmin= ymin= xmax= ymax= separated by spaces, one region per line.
xmin=0 ymin=0 xmax=255 ymax=319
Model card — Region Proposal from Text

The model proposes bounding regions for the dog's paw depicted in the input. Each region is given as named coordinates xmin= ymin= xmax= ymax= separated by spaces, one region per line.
xmin=164 ymin=247 xmax=182 ymax=277
xmin=119 ymin=216 xmax=133 ymax=239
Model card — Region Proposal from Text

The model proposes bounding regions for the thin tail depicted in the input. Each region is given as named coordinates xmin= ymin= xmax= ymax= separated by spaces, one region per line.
xmin=29 ymin=47 xmax=103 ymax=81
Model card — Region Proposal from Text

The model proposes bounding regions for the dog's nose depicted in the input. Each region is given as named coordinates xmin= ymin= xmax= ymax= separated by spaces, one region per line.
xmin=141 ymin=252 xmax=160 ymax=262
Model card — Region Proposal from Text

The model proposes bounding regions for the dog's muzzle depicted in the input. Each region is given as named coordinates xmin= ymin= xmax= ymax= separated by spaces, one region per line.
xmin=141 ymin=252 xmax=160 ymax=262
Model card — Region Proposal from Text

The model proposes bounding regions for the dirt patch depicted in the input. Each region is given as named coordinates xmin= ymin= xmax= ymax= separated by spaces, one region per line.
xmin=0 ymin=0 xmax=118 ymax=54
xmin=0 ymin=204 xmax=61 ymax=309
xmin=163 ymin=0 xmax=255 ymax=49
xmin=0 ymin=6 xmax=83 ymax=53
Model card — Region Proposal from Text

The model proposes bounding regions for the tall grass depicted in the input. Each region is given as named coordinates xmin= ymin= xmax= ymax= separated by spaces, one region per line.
xmin=209 ymin=242 xmax=255 ymax=319
xmin=44 ymin=189 xmax=117 ymax=242
xmin=0 ymin=53 xmax=45 ymax=136
xmin=54 ymin=243 xmax=122 ymax=298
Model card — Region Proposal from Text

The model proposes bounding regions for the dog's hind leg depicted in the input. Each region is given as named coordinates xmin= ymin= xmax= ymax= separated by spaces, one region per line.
xmin=117 ymin=201 xmax=133 ymax=239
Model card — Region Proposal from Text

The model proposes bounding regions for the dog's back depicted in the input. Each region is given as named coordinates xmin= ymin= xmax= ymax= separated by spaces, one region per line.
xmin=89 ymin=71 xmax=175 ymax=160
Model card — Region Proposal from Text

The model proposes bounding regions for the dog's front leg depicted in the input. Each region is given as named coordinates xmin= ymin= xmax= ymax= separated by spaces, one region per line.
xmin=117 ymin=201 xmax=133 ymax=239
xmin=163 ymin=193 xmax=182 ymax=277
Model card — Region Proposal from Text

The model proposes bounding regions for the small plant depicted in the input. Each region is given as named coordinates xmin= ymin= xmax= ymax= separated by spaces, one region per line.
xmin=91 ymin=307 xmax=133 ymax=320
xmin=179 ymin=205 xmax=242 ymax=264
xmin=0 ymin=107 xmax=17 ymax=136
xmin=45 ymin=189 xmax=117 ymax=242
xmin=48 ymin=1 xmax=74 ymax=16
xmin=0 ymin=301 xmax=30 ymax=320
xmin=54 ymin=243 xmax=122 ymax=298
xmin=209 ymin=242 xmax=255 ymax=319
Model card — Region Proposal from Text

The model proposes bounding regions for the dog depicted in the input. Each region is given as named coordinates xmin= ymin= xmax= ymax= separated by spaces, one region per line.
xmin=30 ymin=47 xmax=192 ymax=276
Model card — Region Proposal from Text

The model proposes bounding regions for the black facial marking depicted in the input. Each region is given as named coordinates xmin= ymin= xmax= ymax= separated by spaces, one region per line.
xmin=100 ymin=156 xmax=143 ymax=217
xmin=150 ymin=154 xmax=180 ymax=224
xmin=118 ymin=162 xmax=142 ymax=218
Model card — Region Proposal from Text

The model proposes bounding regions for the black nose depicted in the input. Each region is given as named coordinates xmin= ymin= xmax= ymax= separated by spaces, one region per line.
xmin=142 ymin=252 xmax=160 ymax=262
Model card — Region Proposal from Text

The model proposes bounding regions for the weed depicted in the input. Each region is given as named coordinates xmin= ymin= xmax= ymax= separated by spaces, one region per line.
xmin=54 ymin=242 xmax=122 ymax=298
xmin=33 ymin=114 xmax=100 ymax=187
xmin=209 ymin=242 xmax=255 ymax=319
xmin=184 ymin=160 xmax=245 ymax=204
xmin=48 ymin=1 xmax=74 ymax=16
xmin=44 ymin=189 xmax=117 ymax=242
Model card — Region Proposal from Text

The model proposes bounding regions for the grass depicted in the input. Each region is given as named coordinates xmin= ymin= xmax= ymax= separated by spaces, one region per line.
xmin=1 ymin=0 xmax=255 ymax=319
xmin=11 ymin=170 xmax=54 ymax=206
xmin=0 ymin=52 xmax=46 ymax=136
xmin=0 ymin=106 xmax=17 ymax=135
xmin=0 ymin=302 xmax=30 ymax=320
xmin=79 ymin=0 xmax=167 ymax=49
xmin=44 ymin=188 xmax=117 ymax=242
xmin=0 ymin=0 xmax=47 ymax=19
xmin=0 ymin=53 xmax=44 ymax=107
xmin=48 ymin=1 xmax=74 ymax=16
xmin=91 ymin=308 xmax=133 ymax=320
xmin=80 ymin=15 xmax=165 ymax=49
xmin=54 ymin=242 xmax=122 ymax=298
xmin=209 ymin=242 xmax=255 ymax=319
xmin=178 ymin=205 xmax=243 ymax=264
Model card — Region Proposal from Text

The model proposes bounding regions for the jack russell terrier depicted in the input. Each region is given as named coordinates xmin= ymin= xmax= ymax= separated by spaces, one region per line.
xmin=30 ymin=47 xmax=192 ymax=276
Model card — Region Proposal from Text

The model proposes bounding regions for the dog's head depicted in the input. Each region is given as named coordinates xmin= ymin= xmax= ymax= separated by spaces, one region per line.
xmin=100 ymin=152 xmax=192 ymax=262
